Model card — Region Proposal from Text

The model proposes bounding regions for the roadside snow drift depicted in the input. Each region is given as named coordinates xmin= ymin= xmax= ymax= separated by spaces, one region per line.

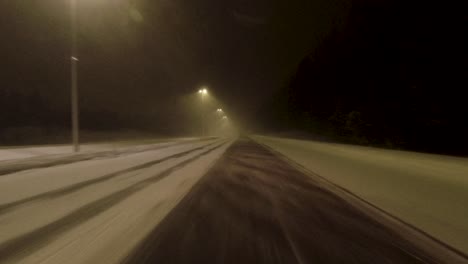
xmin=253 ymin=135 xmax=468 ymax=254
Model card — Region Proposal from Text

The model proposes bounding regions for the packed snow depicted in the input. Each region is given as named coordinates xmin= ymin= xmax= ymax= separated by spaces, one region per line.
xmin=0 ymin=138 xmax=232 ymax=263
xmin=0 ymin=137 xmax=199 ymax=162
xmin=252 ymin=135 xmax=468 ymax=254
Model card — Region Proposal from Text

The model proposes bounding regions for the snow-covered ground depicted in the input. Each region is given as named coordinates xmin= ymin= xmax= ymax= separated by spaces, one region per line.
xmin=0 ymin=138 xmax=232 ymax=263
xmin=252 ymin=135 xmax=468 ymax=254
xmin=0 ymin=137 xmax=198 ymax=162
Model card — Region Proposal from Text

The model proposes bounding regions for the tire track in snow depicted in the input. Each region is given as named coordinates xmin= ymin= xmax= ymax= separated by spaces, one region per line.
xmin=0 ymin=141 xmax=227 ymax=263
xmin=123 ymin=139 xmax=448 ymax=264
xmin=0 ymin=138 xmax=216 ymax=177
xmin=0 ymin=140 xmax=220 ymax=216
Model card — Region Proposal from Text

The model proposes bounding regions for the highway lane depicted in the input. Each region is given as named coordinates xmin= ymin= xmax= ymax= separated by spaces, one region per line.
xmin=0 ymin=138 xmax=220 ymax=206
xmin=124 ymin=138 xmax=466 ymax=264
xmin=0 ymin=137 xmax=465 ymax=263
xmin=0 ymin=137 xmax=215 ymax=176
xmin=253 ymin=135 xmax=468 ymax=255
xmin=0 ymin=138 xmax=232 ymax=263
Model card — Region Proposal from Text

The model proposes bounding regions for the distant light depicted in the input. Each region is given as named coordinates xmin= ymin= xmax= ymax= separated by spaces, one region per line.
xmin=217 ymin=108 xmax=223 ymax=112
xmin=71 ymin=56 xmax=79 ymax=61
xmin=198 ymin=88 xmax=208 ymax=95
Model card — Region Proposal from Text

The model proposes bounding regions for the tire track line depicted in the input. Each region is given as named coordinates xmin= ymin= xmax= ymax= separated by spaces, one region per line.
xmin=0 ymin=140 xmax=220 ymax=216
xmin=0 ymin=141 xmax=227 ymax=263
xmin=0 ymin=138 xmax=216 ymax=177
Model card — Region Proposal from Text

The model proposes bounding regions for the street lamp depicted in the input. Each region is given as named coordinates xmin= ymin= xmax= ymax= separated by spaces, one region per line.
xmin=198 ymin=88 xmax=208 ymax=95
xmin=198 ymin=87 xmax=208 ymax=136
xmin=217 ymin=108 xmax=223 ymax=113
xmin=70 ymin=0 xmax=80 ymax=152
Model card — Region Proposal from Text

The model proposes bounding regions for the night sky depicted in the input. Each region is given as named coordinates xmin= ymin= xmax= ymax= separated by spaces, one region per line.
xmin=0 ymin=0 xmax=348 ymax=128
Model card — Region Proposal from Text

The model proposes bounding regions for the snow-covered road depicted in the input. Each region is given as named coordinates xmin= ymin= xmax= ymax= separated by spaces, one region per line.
xmin=0 ymin=137 xmax=201 ymax=163
xmin=252 ymin=135 xmax=468 ymax=255
xmin=1 ymin=136 xmax=466 ymax=264
xmin=0 ymin=138 xmax=232 ymax=264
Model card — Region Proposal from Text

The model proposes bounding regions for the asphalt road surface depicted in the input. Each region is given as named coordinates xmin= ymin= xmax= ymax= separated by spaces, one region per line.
xmin=123 ymin=139 xmax=464 ymax=264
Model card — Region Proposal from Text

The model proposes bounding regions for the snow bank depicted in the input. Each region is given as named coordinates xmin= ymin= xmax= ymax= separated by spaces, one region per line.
xmin=253 ymin=135 xmax=468 ymax=254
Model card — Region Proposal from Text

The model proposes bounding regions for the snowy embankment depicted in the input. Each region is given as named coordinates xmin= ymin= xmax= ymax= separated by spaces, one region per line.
xmin=252 ymin=135 xmax=468 ymax=254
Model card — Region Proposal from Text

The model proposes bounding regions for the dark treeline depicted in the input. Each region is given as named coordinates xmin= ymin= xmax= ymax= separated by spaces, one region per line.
xmin=1 ymin=88 xmax=64 ymax=144
xmin=258 ymin=0 xmax=467 ymax=155
xmin=0 ymin=88 xmax=181 ymax=145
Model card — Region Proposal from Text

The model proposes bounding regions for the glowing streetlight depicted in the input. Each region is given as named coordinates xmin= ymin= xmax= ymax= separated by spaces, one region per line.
xmin=217 ymin=108 xmax=223 ymax=113
xmin=198 ymin=88 xmax=208 ymax=95
xmin=198 ymin=87 xmax=208 ymax=136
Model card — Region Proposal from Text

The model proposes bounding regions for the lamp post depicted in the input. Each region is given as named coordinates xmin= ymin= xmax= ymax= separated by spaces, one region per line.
xmin=198 ymin=88 xmax=208 ymax=136
xmin=70 ymin=0 xmax=80 ymax=152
